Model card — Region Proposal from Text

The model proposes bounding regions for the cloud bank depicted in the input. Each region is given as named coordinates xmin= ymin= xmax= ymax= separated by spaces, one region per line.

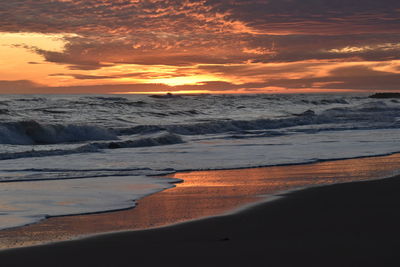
xmin=1 ymin=0 xmax=400 ymax=93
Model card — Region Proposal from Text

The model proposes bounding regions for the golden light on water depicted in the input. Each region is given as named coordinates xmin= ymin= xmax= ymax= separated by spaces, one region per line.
xmin=2 ymin=154 xmax=400 ymax=249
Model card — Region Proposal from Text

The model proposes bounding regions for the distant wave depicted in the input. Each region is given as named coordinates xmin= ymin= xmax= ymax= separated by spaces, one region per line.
xmin=295 ymin=98 xmax=349 ymax=105
xmin=118 ymin=101 xmax=400 ymax=136
xmin=117 ymin=115 xmax=320 ymax=136
xmin=0 ymin=145 xmax=99 ymax=161
xmin=0 ymin=120 xmax=116 ymax=145
xmin=86 ymin=133 xmax=183 ymax=149
xmin=0 ymin=133 xmax=184 ymax=160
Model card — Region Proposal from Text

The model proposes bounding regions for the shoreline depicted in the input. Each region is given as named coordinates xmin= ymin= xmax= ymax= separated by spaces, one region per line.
xmin=1 ymin=153 xmax=400 ymax=250
xmin=2 ymin=169 xmax=400 ymax=266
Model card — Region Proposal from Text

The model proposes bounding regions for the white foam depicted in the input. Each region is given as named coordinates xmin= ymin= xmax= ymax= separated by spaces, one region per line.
xmin=0 ymin=175 xmax=178 ymax=230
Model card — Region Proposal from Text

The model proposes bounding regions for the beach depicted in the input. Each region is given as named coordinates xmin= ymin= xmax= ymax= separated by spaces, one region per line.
xmin=1 ymin=154 xmax=400 ymax=266
xmin=1 ymin=167 xmax=400 ymax=266
xmin=2 ymin=0 xmax=400 ymax=265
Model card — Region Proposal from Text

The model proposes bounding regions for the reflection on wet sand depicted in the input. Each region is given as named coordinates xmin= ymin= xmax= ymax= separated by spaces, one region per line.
xmin=1 ymin=154 xmax=400 ymax=249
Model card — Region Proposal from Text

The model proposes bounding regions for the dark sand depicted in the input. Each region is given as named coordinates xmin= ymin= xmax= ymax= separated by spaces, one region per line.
xmin=1 ymin=157 xmax=400 ymax=265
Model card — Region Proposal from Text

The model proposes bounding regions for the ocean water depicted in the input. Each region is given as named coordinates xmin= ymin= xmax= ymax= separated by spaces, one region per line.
xmin=1 ymin=93 xmax=400 ymax=229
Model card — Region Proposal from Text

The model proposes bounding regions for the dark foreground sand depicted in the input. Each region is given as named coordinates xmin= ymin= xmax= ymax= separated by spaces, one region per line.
xmin=2 ymin=173 xmax=400 ymax=266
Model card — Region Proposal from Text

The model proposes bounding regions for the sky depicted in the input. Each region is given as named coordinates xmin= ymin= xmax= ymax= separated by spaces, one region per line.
xmin=1 ymin=0 xmax=400 ymax=94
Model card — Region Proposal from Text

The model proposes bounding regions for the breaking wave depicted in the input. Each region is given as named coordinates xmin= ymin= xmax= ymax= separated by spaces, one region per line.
xmin=2 ymin=100 xmax=399 ymax=147
xmin=94 ymin=133 xmax=183 ymax=149
xmin=0 ymin=133 xmax=184 ymax=160
xmin=0 ymin=120 xmax=117 ymax=145
xmin=118 ymin=102 xmax=400 ymax=136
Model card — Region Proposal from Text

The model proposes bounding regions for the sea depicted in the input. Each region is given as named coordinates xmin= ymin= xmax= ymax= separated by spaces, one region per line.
xmin=0 ymin=93 xmax=400 ymax=230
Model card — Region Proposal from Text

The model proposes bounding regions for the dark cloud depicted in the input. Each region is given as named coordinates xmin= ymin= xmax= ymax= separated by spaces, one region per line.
xmin=0 ymin=0 xmax=240 ymax=35
xmin=49 ymin=73 xmax=116 ymax=80
xmin=0 ymin=80 xmax=42 ymax=93
xmin=33 ymin=46 xmax=115 ymax=70
xmin=206 ymin=0 xmax=400 ymax=34
xmin=49 ymin=70 xmax=194 ymax=80
xmin=196 ymin=64 xmax=400 ymax=91
xmin=2 ymin=0 xmax=399 ymax=35
xmin=3 ymin=0 xmax=400 ymax=68
xmin=16 ymin=33 xmax=400 ymax=69
xmin=30 ymin=35 xmax=263 ymax=68
xmin=260 ymin=65 xmax=400 ymax=90
xmin=198 ymin=62 xmax=323 ymax=78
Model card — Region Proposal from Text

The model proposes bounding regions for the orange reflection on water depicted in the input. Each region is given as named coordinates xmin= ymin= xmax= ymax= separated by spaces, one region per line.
xmin=1 ymin=154 xmax=400 ymax=249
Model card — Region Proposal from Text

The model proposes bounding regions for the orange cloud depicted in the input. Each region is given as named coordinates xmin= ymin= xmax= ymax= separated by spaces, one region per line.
xmin=1 ymin=0 xmax=400 ymax=93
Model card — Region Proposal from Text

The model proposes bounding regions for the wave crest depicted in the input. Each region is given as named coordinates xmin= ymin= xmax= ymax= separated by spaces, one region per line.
xmin=0 ymin=120 xmax=117 ymax=145
xmin=0 ymin=133 xmax=184 ymax=160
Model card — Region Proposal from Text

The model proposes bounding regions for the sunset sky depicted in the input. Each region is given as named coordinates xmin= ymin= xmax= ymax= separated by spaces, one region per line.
xmin=1 ymin=0 xmax=400 ymax=94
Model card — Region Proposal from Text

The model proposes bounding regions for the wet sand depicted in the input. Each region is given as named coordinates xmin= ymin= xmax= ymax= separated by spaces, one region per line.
xmin=1 ymin=154 xmax=400 ymax=249
xmin=2 ymin=165 xmax=400 ymax=266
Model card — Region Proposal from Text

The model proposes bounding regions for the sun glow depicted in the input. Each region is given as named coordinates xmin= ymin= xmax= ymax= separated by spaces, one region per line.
xmin=148 ymin=75 xmax=225 ymax=86
xmin=114 ymin=90 xmax=214 ymax=95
